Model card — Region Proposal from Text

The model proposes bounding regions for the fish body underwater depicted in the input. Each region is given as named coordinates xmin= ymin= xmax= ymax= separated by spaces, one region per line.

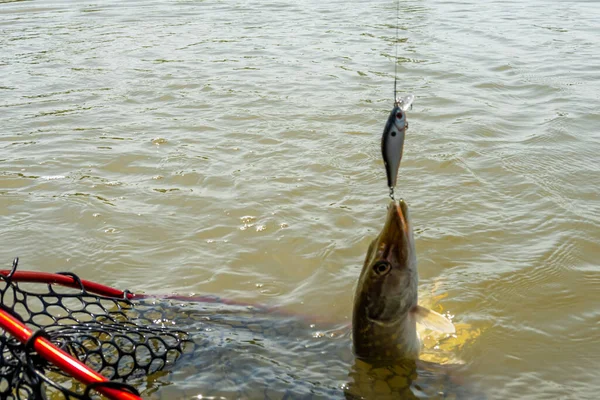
xmin=139 ymin=297 xmax=475 ymax=400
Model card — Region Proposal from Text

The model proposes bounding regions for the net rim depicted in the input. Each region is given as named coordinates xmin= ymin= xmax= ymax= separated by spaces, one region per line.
xmin=0 ymin=259 xmax=144 ymax=400
xmin=0 ymin=269 xmax=131 ymax=300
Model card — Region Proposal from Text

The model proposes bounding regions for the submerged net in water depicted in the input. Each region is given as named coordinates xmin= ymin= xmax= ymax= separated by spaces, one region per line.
xmin=0 ymin=258 xmax=193 ymax=400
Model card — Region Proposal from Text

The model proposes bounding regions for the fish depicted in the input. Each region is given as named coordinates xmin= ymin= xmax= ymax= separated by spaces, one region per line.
xmin=381 ymin=95 xmax=414 ymax=195
xmin=352 ymin=199 xmax=454 ymax=362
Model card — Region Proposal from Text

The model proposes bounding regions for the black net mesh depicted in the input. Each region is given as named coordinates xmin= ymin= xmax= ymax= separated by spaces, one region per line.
xmin=0 ymin=259 xmax=194 ymax=400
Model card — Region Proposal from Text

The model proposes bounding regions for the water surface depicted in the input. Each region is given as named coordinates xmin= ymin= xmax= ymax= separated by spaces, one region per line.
xmin=1 ymin=0 xmax=599 ymax=399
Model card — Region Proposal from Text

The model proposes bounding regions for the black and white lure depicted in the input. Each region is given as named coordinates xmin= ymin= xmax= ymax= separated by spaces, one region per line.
xmin=381 ymin=94 xmax=414 ymax=200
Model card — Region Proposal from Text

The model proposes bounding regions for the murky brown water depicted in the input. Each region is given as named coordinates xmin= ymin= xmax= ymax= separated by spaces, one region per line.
xmin=1 ymin=0 xmax=600 ymax=399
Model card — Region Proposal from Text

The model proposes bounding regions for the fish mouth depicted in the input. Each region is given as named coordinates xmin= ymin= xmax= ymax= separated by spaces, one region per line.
xmin=378 ymin=199 xmax=411 ymax=251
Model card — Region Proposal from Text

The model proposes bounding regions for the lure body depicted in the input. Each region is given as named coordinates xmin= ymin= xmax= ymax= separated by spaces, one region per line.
xmin=381 ymin=94 xmax=413 ymax=192
xmin=381 ymin=105 xmax=407 ymax=189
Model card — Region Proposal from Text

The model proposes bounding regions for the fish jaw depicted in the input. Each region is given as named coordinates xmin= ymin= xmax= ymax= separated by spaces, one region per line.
xmin=352 ymin=200 xmax=419 ymax=361
xmin=353 ymin=311 xmax=421 ymax=362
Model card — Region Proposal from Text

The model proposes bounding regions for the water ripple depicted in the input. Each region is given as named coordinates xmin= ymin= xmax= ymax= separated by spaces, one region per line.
xmin=1 ymin=0 xmax=600 ymax=398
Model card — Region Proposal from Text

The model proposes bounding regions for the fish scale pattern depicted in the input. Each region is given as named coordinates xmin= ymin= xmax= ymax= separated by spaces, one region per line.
xmin=0 ymin=263 xmax=193 ymax=399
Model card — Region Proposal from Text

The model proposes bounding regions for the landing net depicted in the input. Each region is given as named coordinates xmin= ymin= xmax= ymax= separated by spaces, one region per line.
xmin=0 ymin=258 xmax=193 ymax=400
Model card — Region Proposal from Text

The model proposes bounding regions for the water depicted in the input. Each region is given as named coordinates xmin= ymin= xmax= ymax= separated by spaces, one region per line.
xmin=1 ymin=0 xmax=599 ymax=398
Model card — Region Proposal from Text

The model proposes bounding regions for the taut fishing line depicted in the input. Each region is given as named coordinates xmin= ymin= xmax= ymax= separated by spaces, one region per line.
xmin=381 ymin=0 xmax=414 ymax=200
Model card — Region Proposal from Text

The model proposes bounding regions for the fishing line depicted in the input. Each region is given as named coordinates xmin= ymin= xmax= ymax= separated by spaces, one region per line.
xmin=393 ymin=0 xmax=400 ymax=105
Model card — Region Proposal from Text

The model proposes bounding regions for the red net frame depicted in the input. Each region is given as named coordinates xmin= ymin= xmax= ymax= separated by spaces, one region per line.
xmin=0 ymin=258 xmax=192 ymax=400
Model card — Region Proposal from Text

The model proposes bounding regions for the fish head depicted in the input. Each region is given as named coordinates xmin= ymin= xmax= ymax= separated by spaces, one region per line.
xmin=356 ymin=199 xmax=418 ymax=324
xmin=352 ymin=199 xmax=420 ymax=361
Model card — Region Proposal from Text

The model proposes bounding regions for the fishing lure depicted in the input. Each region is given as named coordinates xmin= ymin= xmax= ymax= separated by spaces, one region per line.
xmin=381 ymin=94 xmax=414 ymax=200
xmin=380 ymin=0 xmax=415 ymax=201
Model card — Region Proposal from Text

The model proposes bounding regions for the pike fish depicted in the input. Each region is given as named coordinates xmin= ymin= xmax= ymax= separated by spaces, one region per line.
xmin=353 ymin=199 xmax=455 ymax=362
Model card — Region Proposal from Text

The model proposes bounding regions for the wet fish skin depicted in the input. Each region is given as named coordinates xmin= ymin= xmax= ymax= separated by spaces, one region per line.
xmin=352 ymin=200 xmax=454 ymax=362
xmin=381 ymin=105 xmax=407 ymax=189
xmin=353 ymin=200 xmax=419 ymax=361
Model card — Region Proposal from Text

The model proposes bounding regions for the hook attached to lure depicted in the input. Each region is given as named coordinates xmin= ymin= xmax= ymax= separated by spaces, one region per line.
xmin=381 ymin=94 xmax=414 ymax=200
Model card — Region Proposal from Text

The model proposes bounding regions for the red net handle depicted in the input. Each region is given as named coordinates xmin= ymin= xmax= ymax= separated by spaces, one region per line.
xmin=0 ymin=269 xmax=143 ymax=400
xmin=0 ymin=307 xmax=142 ymax=400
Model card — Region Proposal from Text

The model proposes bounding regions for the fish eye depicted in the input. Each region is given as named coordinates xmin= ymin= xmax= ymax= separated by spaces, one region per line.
xmin=396 ymin=112 xmax=403 ymax=119
xmin=373 ymin=261 xmax=391 ymax=276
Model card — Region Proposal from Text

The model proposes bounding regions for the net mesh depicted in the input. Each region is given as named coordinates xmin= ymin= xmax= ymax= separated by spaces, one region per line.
xmin=0 ymin=259 xmax=194 ymax=399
